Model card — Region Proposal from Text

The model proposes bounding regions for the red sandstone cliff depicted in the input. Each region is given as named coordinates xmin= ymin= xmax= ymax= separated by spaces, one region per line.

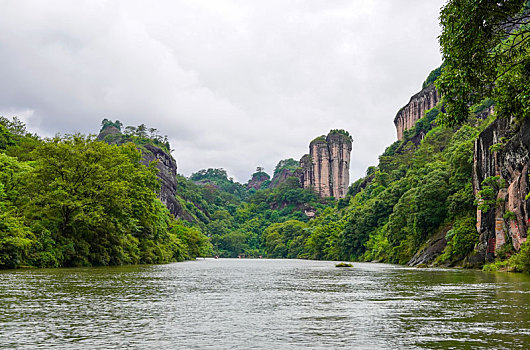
xmin=471 ymin=117 xmax=530 ymax=265
xmin=299 ymin=131 xmax=352 ymax=199
xmin=394 ymin=85 xmax=439 ymax=140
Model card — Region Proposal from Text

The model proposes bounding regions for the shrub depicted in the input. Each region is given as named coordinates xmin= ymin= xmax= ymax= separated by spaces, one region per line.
xmin=509 ymin=241 xmax=530 ymax=273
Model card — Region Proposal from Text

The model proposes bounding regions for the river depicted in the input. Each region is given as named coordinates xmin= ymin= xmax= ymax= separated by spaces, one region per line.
xmin=1 ymin=259 xmax=529 ymax=349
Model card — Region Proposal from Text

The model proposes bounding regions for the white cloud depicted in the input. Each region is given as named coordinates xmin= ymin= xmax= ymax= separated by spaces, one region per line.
xmin=0 ymin=0 xmax=444 ymax=182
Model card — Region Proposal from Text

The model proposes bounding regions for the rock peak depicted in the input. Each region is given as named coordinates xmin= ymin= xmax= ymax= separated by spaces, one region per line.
xmin=300 ymin=130 xmax=352 ymax=198
xmin=394 ymin=84 xmax=439 ymax=140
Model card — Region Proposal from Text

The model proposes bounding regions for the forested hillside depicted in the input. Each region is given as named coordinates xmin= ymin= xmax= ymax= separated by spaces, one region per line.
xmin=196 ymin=0 xmax=530 ymax=270
xmin=1 ymin=0 xmax=529 ymax=271
xmin=0 ymin=118 xmax=211 ymax=268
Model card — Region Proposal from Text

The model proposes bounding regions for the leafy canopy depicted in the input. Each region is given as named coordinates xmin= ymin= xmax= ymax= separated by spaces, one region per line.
xmin=437 ymin=0 xmax=530 ymax=125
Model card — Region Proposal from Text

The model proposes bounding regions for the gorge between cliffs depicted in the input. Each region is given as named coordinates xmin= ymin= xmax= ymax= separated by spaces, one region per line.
xmin=2 ymin=0 xmax=530 ymax=348
xmin=1 ymin=63 xmax=530 ymax=272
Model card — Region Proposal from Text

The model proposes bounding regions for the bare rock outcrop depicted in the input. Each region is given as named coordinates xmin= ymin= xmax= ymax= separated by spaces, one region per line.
xmin=394 ymin=85 xmax=439 ymax=140
xmin=300 ymin=131 xmax=352 ymax=199
xmin=408 ymin=226 xmax=449 ymax=267
xmin=140 ymin=144 xmax=193 ymax=222
xmin=471 ymin=117 xmax=530 ymax=265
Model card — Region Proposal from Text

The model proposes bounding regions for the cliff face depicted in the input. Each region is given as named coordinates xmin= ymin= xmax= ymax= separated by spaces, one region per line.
xmin=97 ymin=127 xmax=194 ymax=222
xmin=394 ymin=85 xmax=439 ymax=140
xmin=270 ymin=168 xmax=296 ymax=188
xmin=246 ymin=172 xmax=270 ymax=190
xmin=300 ymin=132 xmax=352 ymax=198
xmin=269 ymin=159 xmax=301 ymax=188
xmin=471 ymin=117 xmax=530 ymax=264
xmin=140 ymin=144 xmax=193 ymax=222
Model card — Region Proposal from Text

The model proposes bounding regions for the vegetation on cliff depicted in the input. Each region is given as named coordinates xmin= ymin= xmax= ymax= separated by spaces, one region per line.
xmin=0 ymin=118 xmax=210 ymax=268
xmin=2 ymin=0 xmax=528 ymax=270
xmin=436 ymin=0 xmax=530 ymax=270
xmin=329 ymin=129 xmax=353 ymax=141
xmin=99 ymin=119 xmax=172 ymax=154
xmin=436 ymin=0 xmax=530 ymax=126
xmin=199 ymin=0 xmax=529 ymax=265
xmin=190 ymin=168 xmax=248 ymax=200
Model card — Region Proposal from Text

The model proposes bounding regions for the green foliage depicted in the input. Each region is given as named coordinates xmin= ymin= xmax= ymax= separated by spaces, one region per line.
xmin=190 ymin=168 xmax=248 ymax=200
xmin=437 ymin=0 xmax=530 ymax=126
xmin=476 ymin=176 xmax=506 ymax=212
xmin=414 ymin=107 xmax=439 ymax=135
xmin=422 ymin=63 xmax=445 ymax=89
xmin=0 ymin=212 xmax=35 ymax=268
xmin=442 ymin=217 xmax=479 ymax=262
xmin=263 ymin=220 xmax=307 ymax=258
xmin=311 ymin=135 xmax=326 ymax=143
xmin=0 ymin=131 xmax=210 ymax=268
xmin=482 ymin=259 xmax=511 ymax=272
xmin=0 ymin=116 xmax=27 ymax=136
xmin=101 ymin=119 xmax=171 ymax=154
xmin=471 ymin=98 xmax=495 ymax=114
xmin=503 ymin=210 xmax=517 ymax=220
xmin=317 ymin=103 xmax=488 ymax=265
xmin=362 ymin=225 xmax=389 ymax=262
xmin=188 ymin=165 xmax=332 ymax=258
xmin=335 ymin=262 xmax=353 ymax=267
xmin=251 ymin=171 xmax=270 ymax=180
xmin=381 ymin=140 xmax=402 ymax=157
xmin=100 ymin=119 xmax=123 ymax=131
xmin=305 ymin=208 xmax=343 ymax=260
xmin=329 ymin=129 xmax=353 ymax=141
xmin=0 ymin=117 xmax=41 ymax=160
xmin=273 ymin=158 xmax=300 ymax=176
xmin=509 ymin=241 xmax=530 ymax=273
xmin=489 ymin=143 xmax=504 ymax=152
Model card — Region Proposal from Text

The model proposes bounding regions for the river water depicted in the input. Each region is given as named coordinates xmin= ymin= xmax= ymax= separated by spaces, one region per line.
xmin=1 ymin=259 xmax=529 ymax=349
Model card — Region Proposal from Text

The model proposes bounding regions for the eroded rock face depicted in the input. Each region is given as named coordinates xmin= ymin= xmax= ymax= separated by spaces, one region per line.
xmin=97 ymin=125 xmax=120 ymax=141
xmin=327 ymin=133 xmax=351 ymax=198
xmin=270 ymin=168 xmax=296 ymax=188
xmin=408 ymin=226 xmax=449 ymax=267
xmin=471 ymin=117 xmax=530 ymax=265
xmin=246 ymin=172 xmax=270 ymax=190
xmin=299 ymin=132 xmax=352 ymax=198
xmin=98 ymin=128 xmax=194 ymax=222
xmin=394 ymin=85 xmax=439 ymax=140
xmin=139 ymin=144 xmax=189 ymax=220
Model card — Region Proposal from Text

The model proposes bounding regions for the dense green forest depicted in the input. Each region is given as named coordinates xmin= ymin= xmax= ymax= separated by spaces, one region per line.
xmin=0 ymin=118 xmax=210 ymax=268
xmin=176 ymin=165 xmax=335 ymax=258
xmin=188 ymin=0 xmax=530 ymax=271
xmin=1 ymin=0 xmax=529 ymax=271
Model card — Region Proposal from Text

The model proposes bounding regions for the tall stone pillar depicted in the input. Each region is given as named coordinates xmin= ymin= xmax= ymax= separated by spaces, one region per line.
xmin=300 ymin=130 xmax=352 ymax=199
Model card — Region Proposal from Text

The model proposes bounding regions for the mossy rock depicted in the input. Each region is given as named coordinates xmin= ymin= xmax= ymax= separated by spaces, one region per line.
xmin=335 ymin=262 xmax=353 ymax=267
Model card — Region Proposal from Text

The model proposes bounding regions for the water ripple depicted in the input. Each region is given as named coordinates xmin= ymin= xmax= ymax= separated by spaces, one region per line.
xmin=1 ymin=259 xmax=529 ymax=349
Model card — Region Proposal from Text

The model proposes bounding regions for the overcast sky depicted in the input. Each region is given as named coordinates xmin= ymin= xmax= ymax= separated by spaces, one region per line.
xmin=0 ymin=0 xmax=445 ymax=183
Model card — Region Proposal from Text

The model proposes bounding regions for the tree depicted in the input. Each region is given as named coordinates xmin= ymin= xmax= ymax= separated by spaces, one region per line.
xmin=0 ymin=153 xmax=34 ymax=268
xmin=149 ymin=127 xmax=158 ymax=138
xmin=263 ymin=220 xmax=307 ymax=258
xmin=100 ymin=119 xmax=123 ymax=132
xmin=26 ymin=134 xmax=163 ymax=266
xmin=437 ymin=0 xmax=530 ymax=125
xmin=0 ymin=116 xmax=27 ymax=136
xmin=136 ymin=124 xmax=148 ymax=138
xmin=124 ymin=126 xmax=136 ymax=136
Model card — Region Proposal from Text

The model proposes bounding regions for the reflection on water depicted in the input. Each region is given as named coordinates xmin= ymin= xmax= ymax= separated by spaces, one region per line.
xmin=1 ymin=259 xmax=529 ymax=349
